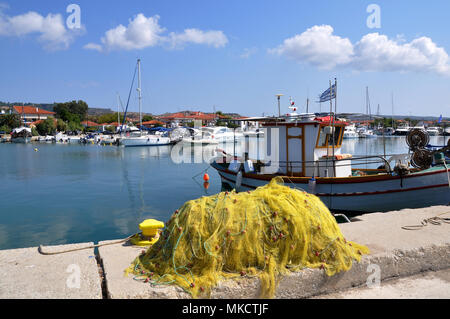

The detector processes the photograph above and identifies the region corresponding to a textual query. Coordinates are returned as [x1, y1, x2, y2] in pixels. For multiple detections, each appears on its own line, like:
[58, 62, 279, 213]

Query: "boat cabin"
[259, 114, 349, 178]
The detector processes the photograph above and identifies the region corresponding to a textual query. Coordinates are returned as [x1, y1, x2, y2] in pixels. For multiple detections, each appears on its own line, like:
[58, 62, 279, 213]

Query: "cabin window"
[328, 126, 343, 146]
[316, 125, 344, 148]
[317, 127, 328, 147]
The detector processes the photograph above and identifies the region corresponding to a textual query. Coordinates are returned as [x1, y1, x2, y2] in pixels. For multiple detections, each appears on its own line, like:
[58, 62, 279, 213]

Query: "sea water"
[0, 136, 448, 250]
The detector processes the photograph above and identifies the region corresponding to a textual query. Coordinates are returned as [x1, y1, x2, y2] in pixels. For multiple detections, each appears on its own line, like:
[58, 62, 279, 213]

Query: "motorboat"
[201, 126, 243, 144]
[426, 127, 441, 136]
[343, 124, 359, 139]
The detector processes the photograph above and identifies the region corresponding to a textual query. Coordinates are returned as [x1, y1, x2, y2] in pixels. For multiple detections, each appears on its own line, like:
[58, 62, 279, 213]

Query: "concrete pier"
[0, 243, 102, 299]
[0, 206, 449, 299]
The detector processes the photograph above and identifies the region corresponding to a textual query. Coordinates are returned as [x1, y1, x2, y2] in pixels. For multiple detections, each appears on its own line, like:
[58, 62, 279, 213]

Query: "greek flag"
[438, 114, 442, 123]
[318, 84, 336, 102]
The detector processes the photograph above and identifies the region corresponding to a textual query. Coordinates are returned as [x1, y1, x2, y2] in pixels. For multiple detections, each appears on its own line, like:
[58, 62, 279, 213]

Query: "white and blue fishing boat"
[210, 82, 450, 213]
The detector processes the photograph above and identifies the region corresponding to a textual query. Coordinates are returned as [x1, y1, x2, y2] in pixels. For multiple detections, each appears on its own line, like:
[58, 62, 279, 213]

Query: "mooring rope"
[401, 211, 450, 231]
[38, 233, 138, 255]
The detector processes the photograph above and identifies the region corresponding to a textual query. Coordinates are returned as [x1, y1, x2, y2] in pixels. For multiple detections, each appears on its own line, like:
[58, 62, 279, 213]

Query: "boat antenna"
[276, 94, 284, 117]
[121, 60, 139, 133]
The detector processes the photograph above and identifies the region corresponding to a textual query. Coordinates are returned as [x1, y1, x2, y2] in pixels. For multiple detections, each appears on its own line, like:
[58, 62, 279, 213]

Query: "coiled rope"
[401, 211, 450, 231]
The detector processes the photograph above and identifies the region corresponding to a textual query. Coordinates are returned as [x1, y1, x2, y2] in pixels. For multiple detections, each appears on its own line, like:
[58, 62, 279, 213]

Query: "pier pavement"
[0, 206, 449, 299]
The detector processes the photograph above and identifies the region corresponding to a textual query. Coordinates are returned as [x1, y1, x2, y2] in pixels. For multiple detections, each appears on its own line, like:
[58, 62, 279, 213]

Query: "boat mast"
[137, 59, 142, 135]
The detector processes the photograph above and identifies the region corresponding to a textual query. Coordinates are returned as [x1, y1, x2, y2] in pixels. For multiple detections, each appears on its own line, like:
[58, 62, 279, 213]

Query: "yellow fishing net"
[126, 177, 369, 298]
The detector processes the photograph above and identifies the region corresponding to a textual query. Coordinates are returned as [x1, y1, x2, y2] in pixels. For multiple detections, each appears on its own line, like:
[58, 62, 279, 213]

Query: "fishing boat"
[11, 127, 32, 143]
[210, 84, 450, 213]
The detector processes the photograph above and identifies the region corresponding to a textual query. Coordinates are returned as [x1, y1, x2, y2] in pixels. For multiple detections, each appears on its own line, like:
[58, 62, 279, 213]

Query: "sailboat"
[119, 59, 171, 147]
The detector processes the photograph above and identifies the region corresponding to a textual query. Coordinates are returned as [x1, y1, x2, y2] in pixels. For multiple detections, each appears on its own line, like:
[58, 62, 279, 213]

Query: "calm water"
[0, 136, 448, 250]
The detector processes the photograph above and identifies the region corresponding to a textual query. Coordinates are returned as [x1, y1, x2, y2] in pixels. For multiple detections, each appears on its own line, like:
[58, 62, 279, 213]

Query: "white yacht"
[201, 126, 243, 143]
[393, 124, 412, 136]
[181, 128, 219, 145]
[426, 127, 441, 136]
[343, 124, 359, 139]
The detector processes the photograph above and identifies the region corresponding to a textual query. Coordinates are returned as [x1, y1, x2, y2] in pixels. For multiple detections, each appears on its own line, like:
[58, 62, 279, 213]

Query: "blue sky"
[0, 0, 449, 117]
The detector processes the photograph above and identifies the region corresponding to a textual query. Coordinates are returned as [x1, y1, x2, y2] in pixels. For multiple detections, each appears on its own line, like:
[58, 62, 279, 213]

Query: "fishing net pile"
[126, 177, 369, 298]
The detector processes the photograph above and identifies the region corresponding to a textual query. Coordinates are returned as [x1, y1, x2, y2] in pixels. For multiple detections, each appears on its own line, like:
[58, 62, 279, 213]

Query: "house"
[157, 111, 229, 127]
[12, 106, 55, 126]
[81, 121, 101, 127]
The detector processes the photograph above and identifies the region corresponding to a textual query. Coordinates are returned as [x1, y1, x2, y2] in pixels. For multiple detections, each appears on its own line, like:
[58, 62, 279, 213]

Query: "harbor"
[1, 1, 450, 303]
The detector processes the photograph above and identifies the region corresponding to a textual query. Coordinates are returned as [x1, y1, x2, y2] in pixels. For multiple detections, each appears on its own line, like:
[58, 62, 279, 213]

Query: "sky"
[0, 0, 449, 117]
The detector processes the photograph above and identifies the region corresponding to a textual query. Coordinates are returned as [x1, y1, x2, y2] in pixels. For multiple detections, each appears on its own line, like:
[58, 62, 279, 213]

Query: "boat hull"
[211, 161, 450, 213]
[120, 136, 171, 147]
[11, 137, 31, 144]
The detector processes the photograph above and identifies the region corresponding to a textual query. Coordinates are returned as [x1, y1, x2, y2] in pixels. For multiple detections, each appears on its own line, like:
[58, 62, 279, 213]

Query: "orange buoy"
[203, 181, 210, 190]
[203, 173, 210, 182]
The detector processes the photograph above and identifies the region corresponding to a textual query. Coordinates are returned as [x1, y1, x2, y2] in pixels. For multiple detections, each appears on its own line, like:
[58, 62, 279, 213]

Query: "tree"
[142, 115, 154, 122]
[0, 113, 21, 129]
[36, 118, 56, 135]
[54, 100, 88, 122]
[97, 113, 124, 124]
[57, 119, 68, 132]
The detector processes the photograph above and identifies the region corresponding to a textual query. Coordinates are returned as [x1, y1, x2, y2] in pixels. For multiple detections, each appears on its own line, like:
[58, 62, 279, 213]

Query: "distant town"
[0, 101, 448, 136]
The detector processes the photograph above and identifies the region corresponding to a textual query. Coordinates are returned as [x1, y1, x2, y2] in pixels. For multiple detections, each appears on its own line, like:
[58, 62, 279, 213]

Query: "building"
[12, 106, 55, 126]
[157, 111, 230, 127]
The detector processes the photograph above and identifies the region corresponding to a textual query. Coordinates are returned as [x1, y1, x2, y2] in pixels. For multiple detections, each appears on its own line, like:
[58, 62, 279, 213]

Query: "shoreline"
[1, 205, 449, 299]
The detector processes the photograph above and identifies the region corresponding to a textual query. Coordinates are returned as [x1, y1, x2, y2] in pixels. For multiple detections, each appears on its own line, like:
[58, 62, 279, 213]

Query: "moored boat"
[210, 113, 450, 213]
[11, 127, 32, 143]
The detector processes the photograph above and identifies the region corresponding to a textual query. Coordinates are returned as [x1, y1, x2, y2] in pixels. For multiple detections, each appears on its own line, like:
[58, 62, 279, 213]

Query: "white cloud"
[270, 25, 450, 76]
[240, 47, 258, 59]
[87, 13, 228, 52]
[84, 42, 102, 51]
[100, 14, 165, 51]
[352, 33, 450, 75]
[0, 10, 80, 50]
[167, 28, 228, 49]
[269, 25, 354, 70]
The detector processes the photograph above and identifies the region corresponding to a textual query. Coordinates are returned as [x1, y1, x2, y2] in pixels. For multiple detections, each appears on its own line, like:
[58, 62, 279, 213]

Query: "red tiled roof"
[29, 118, 58, 127]
[158, 112, 227, 121]
[81, 121, 100, 126]
[13, 106, 55, 115]
[141, 120, 164, 126]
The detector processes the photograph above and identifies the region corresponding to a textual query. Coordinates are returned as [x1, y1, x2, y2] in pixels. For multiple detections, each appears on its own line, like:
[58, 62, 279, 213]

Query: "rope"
[401, 211, 450, 231]
[38, 233, 138, 255]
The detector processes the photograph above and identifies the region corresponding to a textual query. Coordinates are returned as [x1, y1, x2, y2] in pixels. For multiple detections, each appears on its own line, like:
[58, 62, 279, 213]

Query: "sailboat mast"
[137, 59, 142, 132]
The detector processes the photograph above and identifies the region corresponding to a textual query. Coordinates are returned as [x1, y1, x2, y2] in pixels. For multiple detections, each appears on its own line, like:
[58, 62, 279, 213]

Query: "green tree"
[57, 119, 68, 132]
[0, 125, 11, 133]
[54, 100, 88, 122]
[142, 115, 154, 122]
[36, 118, 56, 135]
[0, 113, 21, 129]
[97, 113, 124, 124]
